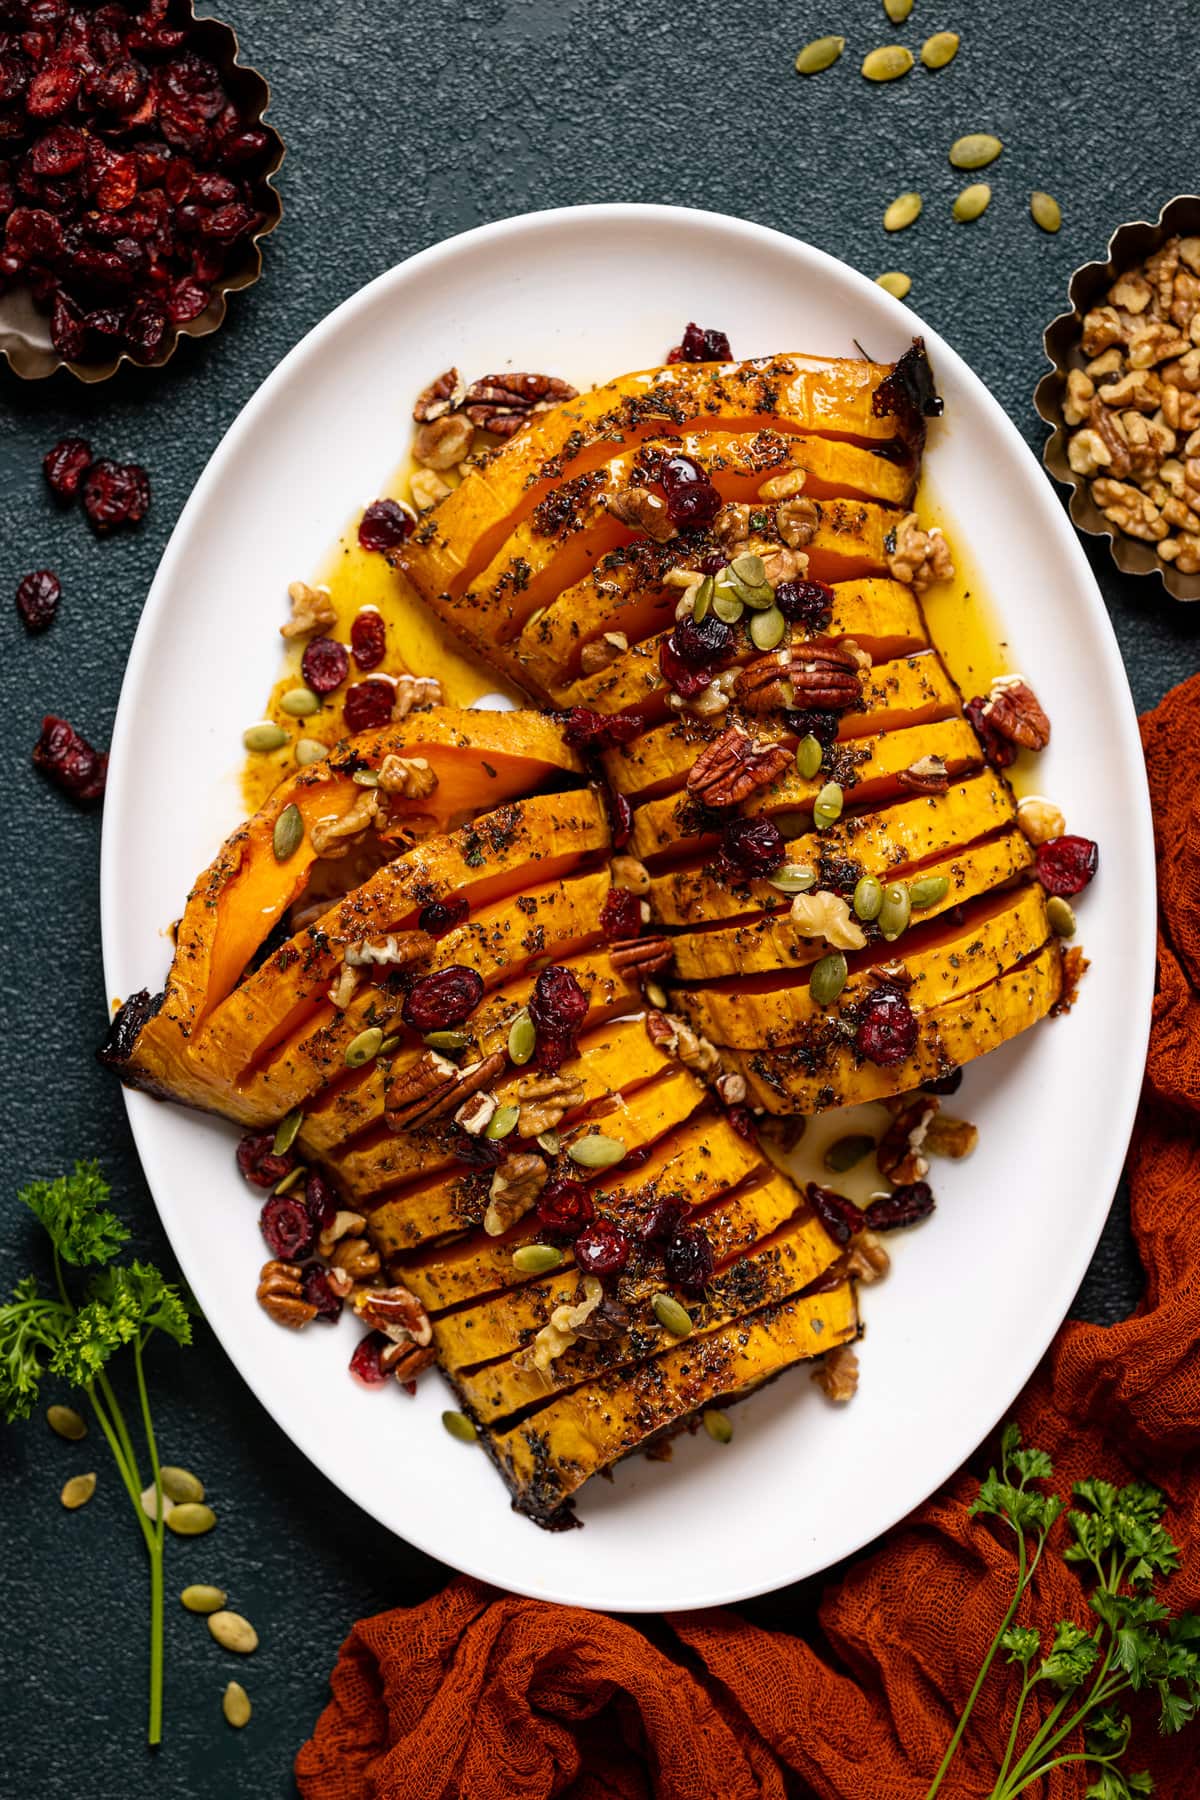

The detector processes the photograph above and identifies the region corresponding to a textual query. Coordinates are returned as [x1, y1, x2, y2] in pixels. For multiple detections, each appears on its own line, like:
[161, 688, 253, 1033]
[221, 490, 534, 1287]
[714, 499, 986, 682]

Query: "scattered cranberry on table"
[16, 569, 60, 631]
[81, 457, 150, 531]
[43, 436, 93, 500]
[31, 713, 107, 802]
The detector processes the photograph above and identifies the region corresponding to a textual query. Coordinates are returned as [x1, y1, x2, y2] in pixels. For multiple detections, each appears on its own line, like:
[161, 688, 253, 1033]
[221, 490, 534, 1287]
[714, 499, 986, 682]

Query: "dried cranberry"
[1035, 835, 1099, 898]
[97, 153, 138, 212]
[418, 894, 469, 937]
[663, 1225, 715, 1296]
[721, 815, 784, 878]
[50, 289, 88, 359]
[31, 123, 85, 176]
[574, 1219, 631, 1278]
[806, 1181, 861, 1247]
[673, 612, 735, 667]
[15, 568, 60, 631]
[448, 1125, 502, 1169]
[783, 708, 839, 748]
[359, 498, 413, 554]
[350, 608, 386, 671]
[305, 1170, 338, 1233]
[349, 1332, 390, 1385]
[660, 633, 715, 698]
[604, 783, 633, 851]
[535, 1177, 595, 1242]
[725, 1103, 757, 1142]
[529, 964, 588, 1036]
[402, 966, 485, 1032]
[599, 887, 642, 940]
[533, 1030, 574, 1073]
[235, 1129, 293, 1189]
[864, 1181, 935, 1232]
[560, 705, 643, 753]
[775, 580, 835, 629]
[201, 200, 257, 243]
[855, 986, 918, 1067]
[343, 679, 394, 733]
[641, 1197, 689, 1244]
[659, 454, 721, 529]
[32, 714, 107, 802]
[81, 459, 150, 532]
[259, 1193, 315, 1261]
[87, 58, 147, 114]
[613, 1145, 651, 1174]
[671, 322, 733, 363]
[166, 275, 209, 323]
[300, 1264, 343, 1322]
[964, 695, 1017, 770]
[300, 636, 349, 694]
[26, 61, 81, 118]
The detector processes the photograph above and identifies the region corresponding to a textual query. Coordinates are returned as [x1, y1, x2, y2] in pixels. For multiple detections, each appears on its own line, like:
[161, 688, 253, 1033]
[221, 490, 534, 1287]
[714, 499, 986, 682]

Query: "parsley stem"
[925, 1531, 1031, 1799]
[84, 1382, 155, 1555]
[991, 1669, 1037, 1795]
[132, 1337, 165, 1748]
[53, 1244, 143, 1486]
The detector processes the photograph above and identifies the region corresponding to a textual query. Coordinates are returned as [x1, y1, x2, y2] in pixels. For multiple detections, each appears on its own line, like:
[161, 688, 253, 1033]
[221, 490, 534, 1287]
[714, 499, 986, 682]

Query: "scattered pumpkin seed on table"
[1031, 190, 1062, 233]
[243, 722, 288, 754]
[181, 1585, 227, 1614]
[703, 1410, 734, 1444]
[140, 1479, 174, 1522]
[272, 803, 304, 862]
[222, 1681, 252, 1729]
[883, 0, 912, 18]
[167, 1502, 217, 1536]
[795, 34, 845, 75]
[953, 183, 992, 222]
[949, 133, 1002, 169]
[876, 272, 912, 300]
[883, 192, 922, 232]
[47, 1403, 87, 1441]
[442, 1410, 478, 1444]
[207, 1610, 258, 1654]
[921, 31, 960, 68]
[61, 1472, 96, 1510]
[862, 45, 914, 81]
[160, 1465, 205, 1505]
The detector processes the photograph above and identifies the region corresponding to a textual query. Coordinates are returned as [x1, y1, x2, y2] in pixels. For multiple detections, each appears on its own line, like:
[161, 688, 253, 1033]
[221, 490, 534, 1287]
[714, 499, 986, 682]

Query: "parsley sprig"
[0, 1163, 193, 1746]
[925, 1424, 1200, 1799]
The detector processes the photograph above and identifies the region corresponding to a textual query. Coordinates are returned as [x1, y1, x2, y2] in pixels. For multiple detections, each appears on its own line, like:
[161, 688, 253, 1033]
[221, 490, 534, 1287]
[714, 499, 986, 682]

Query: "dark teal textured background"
[2, 0, 1198, 1793]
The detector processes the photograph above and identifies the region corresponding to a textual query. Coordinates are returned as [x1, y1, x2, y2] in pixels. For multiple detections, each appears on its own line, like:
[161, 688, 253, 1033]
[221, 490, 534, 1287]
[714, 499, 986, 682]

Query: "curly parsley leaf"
[1040, 1619, 1101, 1689]
[1001, 1626, 1041, 1668]
[0, 1276, 73, 1422]
[1084, 1770, 1153, 1800]
[51, 1262, 193, 1386]
[18, 1161, 129, 1268]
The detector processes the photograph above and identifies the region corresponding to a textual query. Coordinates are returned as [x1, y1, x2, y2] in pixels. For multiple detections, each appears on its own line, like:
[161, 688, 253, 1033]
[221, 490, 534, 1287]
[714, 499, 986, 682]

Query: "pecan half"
[256, 1260, 316, 1328]
[380, 1340, 438, 1382]
[924, 1113, 979, 1160]
[355, 1282, 433, 1347]
[897, 753, 950, 794]
[788, 641, 863, 710]
[687, 726, 791, 806]
[414, 413, 475, 470]
[983, 678, 1051, 752]
[413, 367, 465, 422]
[876, 1096, 937, 1184]
[383, 1050, 460, 1132]
[345, 929, 433, 969]
[419, 1050, 508, 1124]
[462, 373, 578, 436]
[644, 1008, 722, 1079]
[610, 936, 674, 976]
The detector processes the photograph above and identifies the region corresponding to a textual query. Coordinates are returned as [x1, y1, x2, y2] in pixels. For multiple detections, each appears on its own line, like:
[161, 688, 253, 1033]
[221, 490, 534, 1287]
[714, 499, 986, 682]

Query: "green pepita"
[61, 1472, 96, 1510]
[295, 737, 329, 766]
[272, 1108, 303, 1156]
[883, 192, 922, 233]
[862, 44, 913, 81]
[813, 782, 844, 830]
[1046, 895, 1077, 938]
[280, 687, 320, 718]
[921, 30, 960, 68]
[167, 1502, 217, 1537]
[140, 1480, 174, 1522]
[567, 1133, 626, 1169]
[853, 874, 884, 921]
[712, 591, 745, 624]
[953, 183, 992, 223]
[767, 863, 816, 895]
[272, 803, 304, 862]
[750, 605, 786, 651]
[909, 874, 950, 911]
[508, 1011, 536, 1066]
[424, 1029, 469, 1051]
[47, 1404, 87, 1441]
[795, 33, 845, 75]
[161, 1465, 205, 1505]
[645, 981, 668, 1010]
[1031, 190, 1062, 233]
[512, 1244, 564, 1274]
[181, 1585, 227, 1614]
[207, 1610, 257, 1653]
[810, 952, 849, 1007]
[703, 1409, 734, 1444]
[876, 271, 912, 301]
[273, 1164, 306, 1196]
[883, 0, 912, 17]
[442, 1410, 478, 1444]
[878, 881, 912, 940]
[729, 552, 766, 587]
[949, 133, 1002, 170]
[536, 1130, 561, 1155]
[825, 1133, 877, 1173]
[486, 1103, 520, 1139]
[351, 769, 380, 787]
[243, 722, 288, 754]
[795, 734, 824, 780]
[378, 1034, 401, 1056]
[652, 1292, 693, 1337]
[222, 1681, 252, 1729]
[344, 1027, 384, 1069]
[692, 575, 714, 623]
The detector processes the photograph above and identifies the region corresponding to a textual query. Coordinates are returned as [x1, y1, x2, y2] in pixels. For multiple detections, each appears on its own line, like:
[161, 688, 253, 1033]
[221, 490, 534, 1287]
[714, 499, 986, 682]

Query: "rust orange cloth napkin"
[296, 674, 1200, 1800]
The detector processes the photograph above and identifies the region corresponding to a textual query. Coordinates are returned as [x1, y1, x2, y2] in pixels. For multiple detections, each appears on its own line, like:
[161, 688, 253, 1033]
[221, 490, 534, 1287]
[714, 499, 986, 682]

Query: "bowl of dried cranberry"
[0, 0, 283, 381]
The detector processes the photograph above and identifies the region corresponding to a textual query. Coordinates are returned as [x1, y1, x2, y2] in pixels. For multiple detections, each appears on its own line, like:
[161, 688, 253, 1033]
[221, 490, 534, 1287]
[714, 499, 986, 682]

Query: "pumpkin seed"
[295, 737, 329, 766]
[703, 1409, 734, 1444]
[1031, 190, 1062, 233]
[536, 1129, 561, 1155]
[825, 1133, 877, 1173]
[691, 575, 714, 623]
[921, 30, 959, 68]
[161, 1465, 205, 1505]
[47, 1404, 87, 1441]
[167, 1502, 217, 1537]
[729, 553, 766, 587]
[794, 735, 823, 780]
[442, 1410, 478, 1444]
[645, 981, 668, 1010]
[222, 1681, 252, 1729]
[243, 722, 288, 754]
[352, 769, 380, 787]
[953, 183, 992, 223]
[854, 874, 884, 921]
[750, 606, 786, 651]
[344, 1026, 384, 1069]
[272, 1108, 303, 1156]
[909, 874, 950, 910]
[878, 881, 912, 939]
[1047, 895, 1077, 938]
[273, 1164, 306, 1196]
[767, 863, 816, 895]
[883, 191, 922, 233]
[795, 33, 845, 75]
[813, 782, 844, 830]
[876, 271, 912, 301]
[181, 1585, 227, 1615]
[949, 133, 1001, 170]
[652, 1292, 693, 1337]
[567, 1133, 626, 1169]
[512, 1244, 564, 1274]
[207, 1610, 257, 1653]
[273, 803, 304, 862]
[424, 1029, 469, 1051]
[61, 1472, 96, 1510]
[810, 952, 849, 1007]
[485, 1103, 519, 1139]
[280, 687, 320, 718]
[508, 1011, 536, 1065]
[712, 591, 745, 624]
[862, 44, 913, 81]
[883, 0, 911, 18]
[140, 1480, 174, 1522]
[378, 1034, 401, 1056]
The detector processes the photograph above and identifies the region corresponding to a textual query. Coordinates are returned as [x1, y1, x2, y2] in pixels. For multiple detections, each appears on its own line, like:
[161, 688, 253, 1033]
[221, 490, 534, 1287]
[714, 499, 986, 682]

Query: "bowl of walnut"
[1035, 195, 1200, 601]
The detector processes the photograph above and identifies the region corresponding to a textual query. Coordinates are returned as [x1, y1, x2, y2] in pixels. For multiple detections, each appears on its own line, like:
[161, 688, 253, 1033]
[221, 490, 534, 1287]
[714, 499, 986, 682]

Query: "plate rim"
[100, 201, 1156, 1610]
